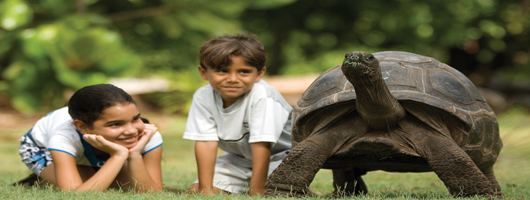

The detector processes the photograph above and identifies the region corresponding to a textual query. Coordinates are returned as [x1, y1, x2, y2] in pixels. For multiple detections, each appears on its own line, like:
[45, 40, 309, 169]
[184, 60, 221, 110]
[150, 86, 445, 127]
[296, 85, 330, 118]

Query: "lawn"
[0, 107, 529, 199]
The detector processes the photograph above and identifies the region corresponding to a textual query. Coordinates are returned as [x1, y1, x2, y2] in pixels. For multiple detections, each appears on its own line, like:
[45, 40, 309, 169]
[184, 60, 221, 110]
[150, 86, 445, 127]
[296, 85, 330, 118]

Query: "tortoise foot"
[265, 186, 309, 197]
[332, 168, 368, 197]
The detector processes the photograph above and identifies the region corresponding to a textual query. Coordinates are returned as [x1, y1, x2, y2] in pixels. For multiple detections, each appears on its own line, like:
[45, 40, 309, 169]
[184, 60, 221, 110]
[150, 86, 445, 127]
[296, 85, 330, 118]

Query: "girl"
[15, 84, 163, 192]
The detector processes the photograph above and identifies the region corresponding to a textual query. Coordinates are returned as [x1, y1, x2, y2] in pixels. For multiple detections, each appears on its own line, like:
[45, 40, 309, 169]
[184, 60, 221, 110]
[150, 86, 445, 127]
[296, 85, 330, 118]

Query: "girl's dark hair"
[199, 32, 267, 71]
[68, 84, 135, 128]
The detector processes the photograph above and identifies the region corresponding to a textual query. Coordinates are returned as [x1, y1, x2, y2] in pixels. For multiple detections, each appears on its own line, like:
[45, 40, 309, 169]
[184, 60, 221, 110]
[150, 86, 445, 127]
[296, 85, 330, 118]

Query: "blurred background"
[0, 0, 529, 116]
[2, 1, 529, 197]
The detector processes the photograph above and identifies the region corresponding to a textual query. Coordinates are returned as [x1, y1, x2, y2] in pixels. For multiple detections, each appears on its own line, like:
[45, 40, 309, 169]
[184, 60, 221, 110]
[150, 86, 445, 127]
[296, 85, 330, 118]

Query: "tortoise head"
[341, 51, 379, 78]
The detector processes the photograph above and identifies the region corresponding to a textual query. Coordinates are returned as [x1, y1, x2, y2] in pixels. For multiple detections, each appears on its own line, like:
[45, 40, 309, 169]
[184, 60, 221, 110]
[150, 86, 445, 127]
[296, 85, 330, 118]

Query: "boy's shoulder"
[248, 80, 292, 108]
[192, 84, 214, 99]
[252, 80, 284, 97]
[190, 84, 219, 108]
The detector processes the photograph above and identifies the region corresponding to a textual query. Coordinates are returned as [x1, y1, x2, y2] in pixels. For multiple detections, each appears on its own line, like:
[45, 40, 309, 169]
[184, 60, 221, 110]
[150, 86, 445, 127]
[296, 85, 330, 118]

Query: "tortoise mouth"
[343, 60, 373, 75]
[344, 60, 365, 68]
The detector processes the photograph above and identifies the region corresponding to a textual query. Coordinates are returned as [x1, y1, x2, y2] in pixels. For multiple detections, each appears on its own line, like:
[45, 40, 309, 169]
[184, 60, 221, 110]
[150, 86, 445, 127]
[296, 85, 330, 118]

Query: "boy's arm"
[249, 142, 272, 196]
[195, 140, 219, 195]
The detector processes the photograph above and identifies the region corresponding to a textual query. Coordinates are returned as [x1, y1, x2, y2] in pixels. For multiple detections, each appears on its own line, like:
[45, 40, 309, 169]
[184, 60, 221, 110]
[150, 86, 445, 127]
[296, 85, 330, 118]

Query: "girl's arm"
[123, 146, 163, 192]
[195, 140, 218, 195]
[123, 124, 163, 192]
[249, 142, 272, 196]
[51, 135, 129, 191]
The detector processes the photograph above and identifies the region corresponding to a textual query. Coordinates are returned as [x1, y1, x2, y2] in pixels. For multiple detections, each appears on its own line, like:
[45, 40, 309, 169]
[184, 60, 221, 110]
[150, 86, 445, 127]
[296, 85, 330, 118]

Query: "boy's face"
[199, 55, 265, 108]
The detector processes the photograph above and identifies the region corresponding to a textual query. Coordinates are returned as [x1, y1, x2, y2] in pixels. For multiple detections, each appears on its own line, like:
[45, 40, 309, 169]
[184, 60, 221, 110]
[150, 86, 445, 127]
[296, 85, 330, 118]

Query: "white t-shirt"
[183, 80, 292, 161]
[27, 107, 163, 167]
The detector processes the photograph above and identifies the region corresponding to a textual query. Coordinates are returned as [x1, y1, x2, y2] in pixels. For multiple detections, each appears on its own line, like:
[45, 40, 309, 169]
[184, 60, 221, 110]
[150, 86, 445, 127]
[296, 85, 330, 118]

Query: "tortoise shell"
[293, 51, 502, 167]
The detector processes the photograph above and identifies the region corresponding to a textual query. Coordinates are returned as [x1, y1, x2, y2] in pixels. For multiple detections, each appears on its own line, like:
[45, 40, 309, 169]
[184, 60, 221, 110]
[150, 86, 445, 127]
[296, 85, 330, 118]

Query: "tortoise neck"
[349, 72, 406, 130]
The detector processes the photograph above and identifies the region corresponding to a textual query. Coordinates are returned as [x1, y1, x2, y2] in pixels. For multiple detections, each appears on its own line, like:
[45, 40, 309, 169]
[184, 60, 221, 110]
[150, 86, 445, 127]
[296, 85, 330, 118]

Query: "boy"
[183, 33, 292, 196]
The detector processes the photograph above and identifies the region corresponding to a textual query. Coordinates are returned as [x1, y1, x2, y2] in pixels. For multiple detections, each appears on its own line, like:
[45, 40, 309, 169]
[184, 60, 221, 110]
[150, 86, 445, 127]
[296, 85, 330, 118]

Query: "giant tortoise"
[265, 51, 503, 198]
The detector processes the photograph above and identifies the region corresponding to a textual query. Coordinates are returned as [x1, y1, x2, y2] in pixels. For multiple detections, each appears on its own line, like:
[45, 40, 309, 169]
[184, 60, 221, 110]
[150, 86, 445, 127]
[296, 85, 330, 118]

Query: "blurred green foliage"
[0, 0, 142, 112]
[241, 0, 530, 85]
[1, 0, 529, 113]
[0, 0, 295, 113]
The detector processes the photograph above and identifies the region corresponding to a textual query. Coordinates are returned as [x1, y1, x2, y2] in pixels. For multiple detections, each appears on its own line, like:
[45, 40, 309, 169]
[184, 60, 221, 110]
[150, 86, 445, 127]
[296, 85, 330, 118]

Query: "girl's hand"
[83, 134, 128, 157]
[128, 124, 157, 156]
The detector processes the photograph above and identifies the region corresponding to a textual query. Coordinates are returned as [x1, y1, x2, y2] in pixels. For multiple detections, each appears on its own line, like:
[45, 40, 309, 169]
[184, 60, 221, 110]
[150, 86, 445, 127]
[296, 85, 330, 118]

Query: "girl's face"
[86, 103, 145, 149]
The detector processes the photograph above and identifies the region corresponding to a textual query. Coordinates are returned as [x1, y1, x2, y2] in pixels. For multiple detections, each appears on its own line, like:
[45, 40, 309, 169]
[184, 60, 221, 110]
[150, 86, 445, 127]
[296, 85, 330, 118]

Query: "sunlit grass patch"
[0, 107, 529, 199]
[498, 107, 530, 150]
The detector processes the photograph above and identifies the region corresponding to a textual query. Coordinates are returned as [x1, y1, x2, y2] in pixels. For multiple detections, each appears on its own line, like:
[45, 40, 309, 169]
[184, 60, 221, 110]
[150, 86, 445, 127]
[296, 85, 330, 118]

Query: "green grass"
[1, 108, 529, 199]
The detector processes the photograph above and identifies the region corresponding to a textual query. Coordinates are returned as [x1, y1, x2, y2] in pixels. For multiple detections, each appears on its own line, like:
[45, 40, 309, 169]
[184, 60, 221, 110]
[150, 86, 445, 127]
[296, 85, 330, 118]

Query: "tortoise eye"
[366, 54, 374, 60]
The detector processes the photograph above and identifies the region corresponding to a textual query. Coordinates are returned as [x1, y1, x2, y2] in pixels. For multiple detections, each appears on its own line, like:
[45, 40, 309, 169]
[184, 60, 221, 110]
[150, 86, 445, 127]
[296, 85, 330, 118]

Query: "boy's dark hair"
[199, 32, 267, 71]
[68, 84, 136, 128]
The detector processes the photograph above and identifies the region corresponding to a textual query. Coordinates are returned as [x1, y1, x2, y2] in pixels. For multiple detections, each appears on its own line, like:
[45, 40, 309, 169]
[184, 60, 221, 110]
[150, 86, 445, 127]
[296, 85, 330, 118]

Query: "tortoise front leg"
[265, 113, 364, 197]
[419, 136, 495, 197]
[265, 133, 335, 197]
[482, 167, 503, 199]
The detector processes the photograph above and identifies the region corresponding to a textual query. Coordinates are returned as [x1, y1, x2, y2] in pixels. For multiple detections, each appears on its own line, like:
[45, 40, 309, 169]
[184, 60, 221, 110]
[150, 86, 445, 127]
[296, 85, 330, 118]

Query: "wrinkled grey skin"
[265, 51, 503, 198]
